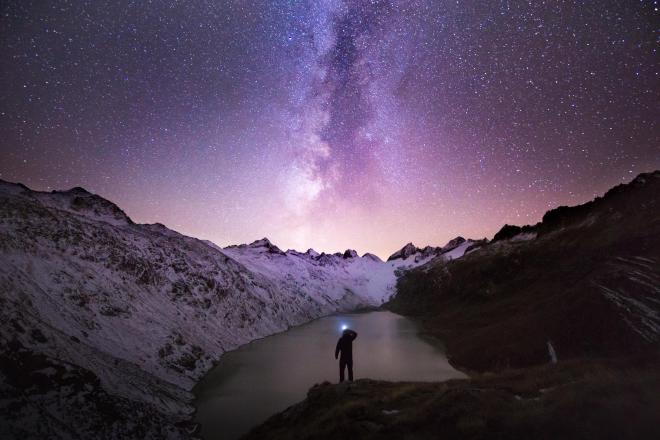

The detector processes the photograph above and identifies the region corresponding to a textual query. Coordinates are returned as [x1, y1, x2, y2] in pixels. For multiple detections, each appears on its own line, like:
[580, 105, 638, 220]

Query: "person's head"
[342, 328, 352, 336]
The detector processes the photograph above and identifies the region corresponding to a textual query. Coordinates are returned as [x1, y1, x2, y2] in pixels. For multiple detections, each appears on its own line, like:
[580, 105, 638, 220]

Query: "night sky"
[1, 1, 658, 258]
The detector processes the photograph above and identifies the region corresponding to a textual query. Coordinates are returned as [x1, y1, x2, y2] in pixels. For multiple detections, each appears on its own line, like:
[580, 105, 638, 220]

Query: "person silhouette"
[335, 328, 358, 382]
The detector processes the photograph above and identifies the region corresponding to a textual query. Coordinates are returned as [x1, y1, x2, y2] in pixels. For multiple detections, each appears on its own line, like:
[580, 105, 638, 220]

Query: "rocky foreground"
[244, 171, 660, 439]
[245, 358, 660, 440]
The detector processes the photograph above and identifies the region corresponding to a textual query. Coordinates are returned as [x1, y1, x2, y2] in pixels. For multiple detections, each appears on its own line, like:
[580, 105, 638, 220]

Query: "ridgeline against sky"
[1, 0, 658, 258]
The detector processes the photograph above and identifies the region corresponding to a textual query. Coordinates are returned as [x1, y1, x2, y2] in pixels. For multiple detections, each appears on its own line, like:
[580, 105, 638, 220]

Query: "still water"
[194, 311, 465, 440]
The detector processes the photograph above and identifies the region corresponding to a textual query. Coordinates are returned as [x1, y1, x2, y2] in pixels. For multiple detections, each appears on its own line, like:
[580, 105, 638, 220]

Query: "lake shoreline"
[193, 310, 463, 440]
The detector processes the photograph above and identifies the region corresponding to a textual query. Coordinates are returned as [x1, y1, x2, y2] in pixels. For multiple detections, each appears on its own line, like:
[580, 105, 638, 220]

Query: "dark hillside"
[387, 171, 660, 371]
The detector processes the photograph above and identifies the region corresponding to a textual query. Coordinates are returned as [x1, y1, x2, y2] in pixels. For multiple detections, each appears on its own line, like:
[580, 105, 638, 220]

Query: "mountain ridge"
[0, 177, 469, 262]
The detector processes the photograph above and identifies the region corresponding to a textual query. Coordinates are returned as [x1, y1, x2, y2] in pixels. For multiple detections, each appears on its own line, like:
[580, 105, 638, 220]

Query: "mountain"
[218, 237, 474, 308]
[0, 179, 475, 439]
[0, 181, 375, 438]
[362, 253, 382, 262]
[386, 236, 480, 266]
[387, 242, 418, 260]
[220, 240, 395, 307]
[388, 170, 660, 370]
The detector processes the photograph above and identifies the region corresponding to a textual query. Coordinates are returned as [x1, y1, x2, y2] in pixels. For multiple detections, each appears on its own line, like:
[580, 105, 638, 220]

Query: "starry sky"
[1, 1, 659, 259]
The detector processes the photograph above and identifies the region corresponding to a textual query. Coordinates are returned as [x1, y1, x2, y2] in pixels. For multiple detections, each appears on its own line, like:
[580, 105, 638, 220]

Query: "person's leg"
[347, 360, 353, 381]
[339, 359, 345, 382]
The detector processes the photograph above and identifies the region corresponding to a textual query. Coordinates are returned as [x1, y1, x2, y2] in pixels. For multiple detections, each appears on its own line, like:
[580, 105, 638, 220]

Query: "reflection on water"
[194, 311, 465, 440]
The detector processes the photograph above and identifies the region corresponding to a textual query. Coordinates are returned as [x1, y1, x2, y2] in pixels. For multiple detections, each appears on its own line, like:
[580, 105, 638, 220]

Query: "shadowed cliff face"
[387, 171, 660, 372]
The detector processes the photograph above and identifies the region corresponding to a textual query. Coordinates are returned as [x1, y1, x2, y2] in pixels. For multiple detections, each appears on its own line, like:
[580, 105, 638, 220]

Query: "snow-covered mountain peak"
[385, 237, 478, 268]
[61, 185, 93, 195]
[387, 242, 419, 261]
[1, 179, 132, 226]
[65, 192, 133, 225]
[443, 236, 466, 250]
[237, 237, 285, 254]
[249, 237, 274, 247]
[343, 249, 359, 259]
[362, 252, 382, 262]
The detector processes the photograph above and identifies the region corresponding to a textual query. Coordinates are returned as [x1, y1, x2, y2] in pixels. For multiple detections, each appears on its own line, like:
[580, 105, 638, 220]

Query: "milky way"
[1, 1, 658, 258]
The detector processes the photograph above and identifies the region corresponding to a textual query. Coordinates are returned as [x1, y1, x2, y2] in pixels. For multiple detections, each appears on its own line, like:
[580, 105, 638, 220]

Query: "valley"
[1, 171, 659, 439]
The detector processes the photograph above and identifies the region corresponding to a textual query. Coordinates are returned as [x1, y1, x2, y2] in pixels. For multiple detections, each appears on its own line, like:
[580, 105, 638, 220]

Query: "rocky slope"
[0, 179, 472, 439]
[244, 358, 660, 440]
[388, 170, 660, 371]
